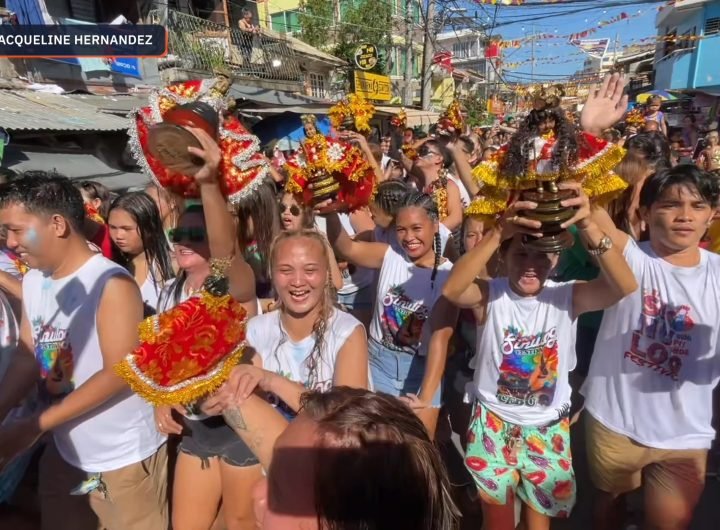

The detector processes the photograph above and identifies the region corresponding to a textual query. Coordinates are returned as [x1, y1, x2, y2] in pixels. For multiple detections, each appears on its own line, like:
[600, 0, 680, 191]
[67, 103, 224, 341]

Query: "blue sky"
[453, 1, 663, 82]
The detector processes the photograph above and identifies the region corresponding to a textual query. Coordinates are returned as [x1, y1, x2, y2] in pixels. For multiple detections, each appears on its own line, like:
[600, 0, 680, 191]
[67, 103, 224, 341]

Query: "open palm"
[580, 73, 629, 137]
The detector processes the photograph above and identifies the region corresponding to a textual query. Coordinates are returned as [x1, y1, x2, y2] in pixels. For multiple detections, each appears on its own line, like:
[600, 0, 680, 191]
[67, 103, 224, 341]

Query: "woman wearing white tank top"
[107, 191, 174, 316]
[205, 230, 369, 423]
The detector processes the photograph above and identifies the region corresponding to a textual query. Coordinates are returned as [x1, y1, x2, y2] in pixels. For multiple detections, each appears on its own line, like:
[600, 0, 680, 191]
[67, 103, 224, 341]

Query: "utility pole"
[420, 0, 437, 110]
[403, 0, 415, 106]
[530, 24, 535, 84]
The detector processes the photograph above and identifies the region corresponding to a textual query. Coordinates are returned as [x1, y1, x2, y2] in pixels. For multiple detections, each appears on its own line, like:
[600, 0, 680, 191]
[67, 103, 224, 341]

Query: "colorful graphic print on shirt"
[624, 289, 695, 381]
[380, 285, 429, 353]
[496, 326, 559, 408]
[32, 318, 74, 398]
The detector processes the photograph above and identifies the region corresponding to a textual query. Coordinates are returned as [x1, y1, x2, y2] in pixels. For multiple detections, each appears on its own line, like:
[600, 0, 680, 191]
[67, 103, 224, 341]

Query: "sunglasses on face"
[280, 203, 301, 216]
[169, 227, 206, 243]
[418, 146, 439, 158]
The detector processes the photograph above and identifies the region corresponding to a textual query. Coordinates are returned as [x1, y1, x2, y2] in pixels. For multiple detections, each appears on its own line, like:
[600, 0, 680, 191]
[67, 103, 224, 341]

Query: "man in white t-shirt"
[0, 173, 167, 530]
[583, 164, 720, 530]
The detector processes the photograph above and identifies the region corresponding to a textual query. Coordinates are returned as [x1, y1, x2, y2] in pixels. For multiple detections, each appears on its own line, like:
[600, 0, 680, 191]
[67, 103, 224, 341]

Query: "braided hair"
[396, 191, 442, 287]
[372, 180, 411, 218]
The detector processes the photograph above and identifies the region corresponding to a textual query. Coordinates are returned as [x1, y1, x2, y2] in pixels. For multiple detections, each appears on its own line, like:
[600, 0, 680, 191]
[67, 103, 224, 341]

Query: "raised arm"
[556, 182, 638, 317]
[188, 128, 257, 308]
[325, 212, 388, 270]
[447, 141, 480, 196]
[442, 199, 542, 314]
[442, 180, 464, 232]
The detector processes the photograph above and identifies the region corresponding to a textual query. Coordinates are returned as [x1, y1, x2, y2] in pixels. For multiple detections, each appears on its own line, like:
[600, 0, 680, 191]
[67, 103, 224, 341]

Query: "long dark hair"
[109, 191, 174, 285]
[502, 107, 579, 178]
[235, 178, 280, 284]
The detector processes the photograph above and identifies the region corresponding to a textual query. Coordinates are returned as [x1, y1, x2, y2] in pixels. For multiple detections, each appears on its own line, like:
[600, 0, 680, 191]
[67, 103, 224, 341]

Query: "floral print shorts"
[464, 401, 576, 518]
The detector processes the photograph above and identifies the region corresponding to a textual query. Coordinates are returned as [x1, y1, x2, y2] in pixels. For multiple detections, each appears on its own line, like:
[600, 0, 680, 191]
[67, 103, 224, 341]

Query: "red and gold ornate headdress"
[437, 99, 464, 135]
[284, 134, 376, 212]
[128, 71, 269, 205]
[115, 258, 248, 406]
[624, 108, 645, 128]
[328, 94, 375, 134]
[390, 108, 407, 129]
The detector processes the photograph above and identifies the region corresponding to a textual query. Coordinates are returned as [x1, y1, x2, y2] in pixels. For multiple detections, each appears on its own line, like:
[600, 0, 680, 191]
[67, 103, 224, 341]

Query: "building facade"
[654, 0, 720, 93]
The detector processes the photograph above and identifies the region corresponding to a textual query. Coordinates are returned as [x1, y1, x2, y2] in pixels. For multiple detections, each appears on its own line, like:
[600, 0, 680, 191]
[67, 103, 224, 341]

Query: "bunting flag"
[569, 38, 610, 57]
[432, 50, 454, 72]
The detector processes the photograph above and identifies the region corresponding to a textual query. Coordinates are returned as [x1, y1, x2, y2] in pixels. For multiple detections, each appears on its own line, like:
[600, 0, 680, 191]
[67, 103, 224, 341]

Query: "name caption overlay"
[0, 25, 167, 57]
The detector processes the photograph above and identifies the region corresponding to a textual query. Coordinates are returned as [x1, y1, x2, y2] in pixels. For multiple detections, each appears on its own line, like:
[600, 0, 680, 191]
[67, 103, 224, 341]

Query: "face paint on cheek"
[25, 226, 41, 250]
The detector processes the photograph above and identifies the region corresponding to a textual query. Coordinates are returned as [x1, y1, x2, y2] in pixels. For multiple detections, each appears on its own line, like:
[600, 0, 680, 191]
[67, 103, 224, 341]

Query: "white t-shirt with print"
[369, 245, 452, 356]
[23, 255, 165, 472]
[582, 239, 720, 450]
[469, 278, 577, 426]
[246, 308, 363, 396]
[448, 173, 471, 209]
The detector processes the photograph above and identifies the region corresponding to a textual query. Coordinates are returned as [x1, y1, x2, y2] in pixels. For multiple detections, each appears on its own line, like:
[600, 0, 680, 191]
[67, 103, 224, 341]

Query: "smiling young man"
[0, 174, 167, 530]
[583, 164, 720, 530]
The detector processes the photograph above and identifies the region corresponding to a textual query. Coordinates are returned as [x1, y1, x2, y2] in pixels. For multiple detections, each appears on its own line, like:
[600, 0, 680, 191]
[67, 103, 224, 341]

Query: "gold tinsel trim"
[471, 144, 626, 191]
[582, 170, 628, 203]
[285, 177, 303, 194]
[465, 193, 508, 217]
[113, 345, 245, 407]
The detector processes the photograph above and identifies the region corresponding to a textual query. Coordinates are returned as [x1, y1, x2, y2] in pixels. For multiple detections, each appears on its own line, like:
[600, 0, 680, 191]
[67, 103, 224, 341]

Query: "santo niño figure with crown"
[466, 80, 629, 252]
[284, 95, 377, 213]
[117, 69, 269, 410]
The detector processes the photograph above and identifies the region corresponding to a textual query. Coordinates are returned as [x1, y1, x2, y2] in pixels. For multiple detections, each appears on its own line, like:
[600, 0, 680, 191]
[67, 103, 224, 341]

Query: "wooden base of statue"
[520, 184, 575, 253]
[147, 102, 219, 176]
[310, 170, 345, 214]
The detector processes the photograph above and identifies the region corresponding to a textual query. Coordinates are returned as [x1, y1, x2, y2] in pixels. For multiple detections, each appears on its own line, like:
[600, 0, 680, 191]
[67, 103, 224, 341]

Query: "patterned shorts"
[464, 402, 576, 518]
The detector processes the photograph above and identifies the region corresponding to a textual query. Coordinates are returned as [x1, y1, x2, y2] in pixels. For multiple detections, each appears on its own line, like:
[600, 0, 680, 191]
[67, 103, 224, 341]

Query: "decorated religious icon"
[467, 85, 628, 252]
[128, 68, 269, 205]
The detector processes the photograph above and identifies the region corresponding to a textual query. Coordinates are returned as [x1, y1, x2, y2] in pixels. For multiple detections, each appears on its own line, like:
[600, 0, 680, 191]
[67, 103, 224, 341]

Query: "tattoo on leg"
[223, 406, 247, 430]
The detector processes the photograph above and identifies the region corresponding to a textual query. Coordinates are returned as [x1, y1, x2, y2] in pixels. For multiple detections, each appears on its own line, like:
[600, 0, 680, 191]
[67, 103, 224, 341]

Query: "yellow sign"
[354, 70, 392, 102]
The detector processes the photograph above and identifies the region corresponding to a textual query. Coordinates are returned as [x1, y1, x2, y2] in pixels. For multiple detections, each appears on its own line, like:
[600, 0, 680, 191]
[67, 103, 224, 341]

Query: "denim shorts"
[369, 339, 442, 408]
[179, 416, 259, 468]
[337, 285, 374, 311]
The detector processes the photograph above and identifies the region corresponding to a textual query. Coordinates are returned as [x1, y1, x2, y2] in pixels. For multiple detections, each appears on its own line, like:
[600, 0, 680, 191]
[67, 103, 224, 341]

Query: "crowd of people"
[0, 72, 718, 530]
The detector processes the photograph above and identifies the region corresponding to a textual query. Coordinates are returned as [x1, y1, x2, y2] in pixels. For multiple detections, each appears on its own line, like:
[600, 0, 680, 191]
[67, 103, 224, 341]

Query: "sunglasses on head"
[280, 203, 301, 216]
[169, 227, 206, 243]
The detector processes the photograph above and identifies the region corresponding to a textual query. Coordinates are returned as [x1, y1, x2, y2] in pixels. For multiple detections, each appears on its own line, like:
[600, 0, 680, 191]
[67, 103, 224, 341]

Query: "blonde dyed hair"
[268, 229, 335, 388]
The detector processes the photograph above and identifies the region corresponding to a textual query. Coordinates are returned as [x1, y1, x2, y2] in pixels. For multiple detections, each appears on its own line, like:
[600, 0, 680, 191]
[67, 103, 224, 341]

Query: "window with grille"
[308, 72, 326, 99]
[705, 17, 720, 36]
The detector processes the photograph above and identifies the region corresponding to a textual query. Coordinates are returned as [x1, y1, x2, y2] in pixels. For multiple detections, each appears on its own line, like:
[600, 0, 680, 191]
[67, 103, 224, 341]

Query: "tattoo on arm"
[223, 406, 247, 430]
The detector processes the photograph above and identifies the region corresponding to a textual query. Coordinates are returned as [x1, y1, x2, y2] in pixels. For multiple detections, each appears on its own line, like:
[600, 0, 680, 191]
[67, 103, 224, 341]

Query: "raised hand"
[581, 73, 629, 138]
[186, 127, 222, 186]
[558, 181, 591, 229]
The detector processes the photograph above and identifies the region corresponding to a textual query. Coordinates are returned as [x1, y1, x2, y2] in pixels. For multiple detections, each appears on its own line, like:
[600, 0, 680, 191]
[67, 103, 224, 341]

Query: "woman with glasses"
[413, 140, 465, 232]
[153, 129, 262, 530]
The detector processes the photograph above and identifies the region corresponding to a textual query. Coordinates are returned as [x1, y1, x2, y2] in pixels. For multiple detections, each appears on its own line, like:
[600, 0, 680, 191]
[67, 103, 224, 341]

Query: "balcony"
[150, 9, 303, 91]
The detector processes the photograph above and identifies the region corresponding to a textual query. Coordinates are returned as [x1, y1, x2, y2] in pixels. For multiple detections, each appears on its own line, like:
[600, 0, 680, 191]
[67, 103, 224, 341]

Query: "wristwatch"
[587, 235, 613, 256]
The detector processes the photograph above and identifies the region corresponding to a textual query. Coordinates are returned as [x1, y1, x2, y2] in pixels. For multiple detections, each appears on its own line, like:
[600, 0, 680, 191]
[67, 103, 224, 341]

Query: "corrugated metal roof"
[4, 145, 148, 190]
[64, 93, 149, 115]
[0, 90, 131, 131]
